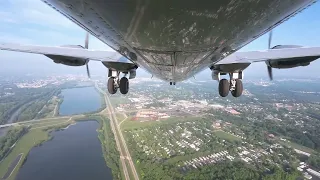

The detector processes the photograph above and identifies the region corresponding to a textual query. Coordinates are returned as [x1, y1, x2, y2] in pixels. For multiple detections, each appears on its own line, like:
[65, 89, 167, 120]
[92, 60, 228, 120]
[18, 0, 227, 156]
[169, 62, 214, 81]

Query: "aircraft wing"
[216, 47, 320, 65]
[0, 43, 122, 61]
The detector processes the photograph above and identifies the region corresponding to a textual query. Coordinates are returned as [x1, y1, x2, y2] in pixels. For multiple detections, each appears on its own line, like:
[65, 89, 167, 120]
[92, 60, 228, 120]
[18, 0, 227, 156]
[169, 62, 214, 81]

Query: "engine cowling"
[45, 45, 87, 66]
[266, 45, 319, 69]
[45, 54, 87, 66]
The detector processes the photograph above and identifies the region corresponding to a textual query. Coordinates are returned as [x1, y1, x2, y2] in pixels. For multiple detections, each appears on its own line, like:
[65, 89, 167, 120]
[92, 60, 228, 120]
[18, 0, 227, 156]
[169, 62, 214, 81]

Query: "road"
[95, 83, 130, 180]
[0, 115, 85, 128]
[105, 94, 140, 180]
[95, 83, 139, 180]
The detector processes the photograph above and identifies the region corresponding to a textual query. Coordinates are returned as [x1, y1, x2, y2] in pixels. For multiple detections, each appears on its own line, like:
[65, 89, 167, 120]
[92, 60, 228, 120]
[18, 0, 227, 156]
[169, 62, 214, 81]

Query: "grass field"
[116, 113, 127, 123]
[109, 96, 130, 107]
[22, 118, 71, 128]
[121, 116, 202, 130]
[214, 130, 241, 142]
[278, 140, 314, 154]
[0, 129, 49, 180]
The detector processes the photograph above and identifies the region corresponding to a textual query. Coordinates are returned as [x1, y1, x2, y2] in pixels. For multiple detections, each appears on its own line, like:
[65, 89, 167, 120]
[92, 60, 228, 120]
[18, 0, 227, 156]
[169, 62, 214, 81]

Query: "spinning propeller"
[84, 33, 91, 79]
[267, 31, 273, 80]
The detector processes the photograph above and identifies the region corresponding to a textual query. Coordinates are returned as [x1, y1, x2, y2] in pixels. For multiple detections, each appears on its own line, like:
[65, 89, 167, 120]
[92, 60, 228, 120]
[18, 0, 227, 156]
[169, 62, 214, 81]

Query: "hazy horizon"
[1, 1, 320, 80]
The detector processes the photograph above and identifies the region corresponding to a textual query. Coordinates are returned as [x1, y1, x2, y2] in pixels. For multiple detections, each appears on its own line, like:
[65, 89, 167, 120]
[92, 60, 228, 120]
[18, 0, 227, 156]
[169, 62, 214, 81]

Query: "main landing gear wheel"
[107, 77, 117, 94]
[219, 79, 229, 97]
[231, 79, 243, 97]
[119, 77, 129, 94]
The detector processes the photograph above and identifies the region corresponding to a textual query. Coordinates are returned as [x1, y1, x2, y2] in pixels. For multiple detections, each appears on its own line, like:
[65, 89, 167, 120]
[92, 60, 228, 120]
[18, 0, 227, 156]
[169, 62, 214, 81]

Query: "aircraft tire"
[108, 77, 117, 94]
[231, 79, 243, 97]
[219, 79, 229, 97]
[119, 77, 129, 94]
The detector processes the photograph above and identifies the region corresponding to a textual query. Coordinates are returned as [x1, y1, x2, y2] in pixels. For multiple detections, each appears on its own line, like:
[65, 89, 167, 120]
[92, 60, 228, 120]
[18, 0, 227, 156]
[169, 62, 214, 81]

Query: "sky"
[0, 0, 320, 79]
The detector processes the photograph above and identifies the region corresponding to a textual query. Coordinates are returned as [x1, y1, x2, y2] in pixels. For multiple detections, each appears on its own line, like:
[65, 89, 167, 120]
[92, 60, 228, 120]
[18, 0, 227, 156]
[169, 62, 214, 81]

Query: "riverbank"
[86, 115, 121, 180]
[0, 128, 49, 180]
[0, 115, 120, 180]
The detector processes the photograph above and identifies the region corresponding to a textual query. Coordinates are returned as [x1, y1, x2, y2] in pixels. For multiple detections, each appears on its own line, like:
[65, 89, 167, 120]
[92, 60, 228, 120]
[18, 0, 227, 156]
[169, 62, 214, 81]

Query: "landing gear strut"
[216, 72, 243, 98]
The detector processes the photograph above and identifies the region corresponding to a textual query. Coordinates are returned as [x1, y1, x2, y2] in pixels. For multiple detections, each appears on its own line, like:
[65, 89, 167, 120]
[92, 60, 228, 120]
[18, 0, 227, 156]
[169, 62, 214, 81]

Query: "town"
[0, 74, 320, 179]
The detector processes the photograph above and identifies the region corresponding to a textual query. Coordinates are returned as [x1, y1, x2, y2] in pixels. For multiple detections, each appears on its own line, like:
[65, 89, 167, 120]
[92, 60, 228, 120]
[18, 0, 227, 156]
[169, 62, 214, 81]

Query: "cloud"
[0, 0, 115, 76]
[0, 0, 78, 30]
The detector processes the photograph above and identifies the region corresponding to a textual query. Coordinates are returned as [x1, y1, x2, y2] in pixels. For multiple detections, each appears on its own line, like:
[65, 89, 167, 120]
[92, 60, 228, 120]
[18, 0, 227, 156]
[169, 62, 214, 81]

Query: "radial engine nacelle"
[46, 54, 87, 66]
[266, 45, 319, 69]
[45, 45, 88, 66]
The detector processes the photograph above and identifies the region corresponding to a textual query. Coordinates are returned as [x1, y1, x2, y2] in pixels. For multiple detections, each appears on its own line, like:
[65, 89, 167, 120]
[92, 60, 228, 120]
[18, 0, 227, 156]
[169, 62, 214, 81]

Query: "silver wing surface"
[217, 47, 320, 65]
[0, 43, 122, 61]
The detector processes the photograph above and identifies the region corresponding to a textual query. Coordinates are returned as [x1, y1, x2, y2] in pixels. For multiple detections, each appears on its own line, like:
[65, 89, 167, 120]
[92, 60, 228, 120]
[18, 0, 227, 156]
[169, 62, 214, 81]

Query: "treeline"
[308, 154, 320, 170]
[0, 87, 61, 124]
[17, 90, 61, 121]
[131, 158, 301, 180]
[92, 115, 121, 180]
[0, 127, 28, 160]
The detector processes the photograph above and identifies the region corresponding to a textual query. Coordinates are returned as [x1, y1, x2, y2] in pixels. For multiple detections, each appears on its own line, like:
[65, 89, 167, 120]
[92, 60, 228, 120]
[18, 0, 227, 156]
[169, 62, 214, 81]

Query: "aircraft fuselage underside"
[43, 0, 315, 82]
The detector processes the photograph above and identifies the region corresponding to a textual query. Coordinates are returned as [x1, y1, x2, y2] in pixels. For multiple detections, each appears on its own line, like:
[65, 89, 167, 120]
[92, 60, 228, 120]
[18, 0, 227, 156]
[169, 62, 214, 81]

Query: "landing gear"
[119, 77, 129, 94]
[169, 82, 176, 85]
[215, 72, 243, 98]
[107, 68, 134, 95]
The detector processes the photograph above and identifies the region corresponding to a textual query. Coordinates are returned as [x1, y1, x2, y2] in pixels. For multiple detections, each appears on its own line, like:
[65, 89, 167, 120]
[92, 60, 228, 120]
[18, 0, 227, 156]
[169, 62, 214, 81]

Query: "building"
[307, 168, 320, 178]
[294, 149, 311, 157]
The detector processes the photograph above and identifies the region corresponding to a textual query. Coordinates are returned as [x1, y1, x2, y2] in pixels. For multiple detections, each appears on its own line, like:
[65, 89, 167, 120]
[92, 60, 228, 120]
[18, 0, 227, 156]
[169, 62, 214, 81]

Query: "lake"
[15, 121, 113, 180]
[59, 86, 102, 115]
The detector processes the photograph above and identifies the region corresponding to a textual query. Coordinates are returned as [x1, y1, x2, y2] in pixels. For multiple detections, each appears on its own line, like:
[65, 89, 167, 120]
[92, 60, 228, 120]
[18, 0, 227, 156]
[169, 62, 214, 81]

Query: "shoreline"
[2, 153, 23, 180]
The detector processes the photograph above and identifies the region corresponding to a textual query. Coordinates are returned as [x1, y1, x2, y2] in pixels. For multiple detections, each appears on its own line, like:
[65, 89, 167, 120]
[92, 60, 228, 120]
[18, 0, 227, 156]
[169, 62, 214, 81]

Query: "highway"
[95, 83, 139, 180]
[105, 94, 140, 180]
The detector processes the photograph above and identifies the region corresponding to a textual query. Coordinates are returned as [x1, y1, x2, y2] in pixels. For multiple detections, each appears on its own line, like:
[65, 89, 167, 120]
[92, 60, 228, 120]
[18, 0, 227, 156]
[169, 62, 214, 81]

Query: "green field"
[109, 96, 130, 107]
[0, 129, 49, 180]
[20, 118, 70, 128]
[116, 113, 127, 123]
[214, 130, 241, 142]
[279, 140, 314, 154]
[121, 116, 202, 130]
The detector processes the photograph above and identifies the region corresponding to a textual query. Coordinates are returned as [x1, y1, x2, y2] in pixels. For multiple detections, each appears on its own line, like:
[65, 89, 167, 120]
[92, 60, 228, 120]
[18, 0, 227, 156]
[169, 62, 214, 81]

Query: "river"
[15, 121, 113, 180]
[15, 86, 112, 180]
[59, 86, 102, 115]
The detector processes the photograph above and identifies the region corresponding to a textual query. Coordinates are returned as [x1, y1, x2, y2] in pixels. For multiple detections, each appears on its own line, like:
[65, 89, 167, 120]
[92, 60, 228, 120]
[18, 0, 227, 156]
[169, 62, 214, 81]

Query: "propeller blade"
[84, 33, 90, 78]
[267, 66, 273, 81]
[86, 62, 91, 79]
[268, 30, 273, 49]
[85, 32, 89, 49]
